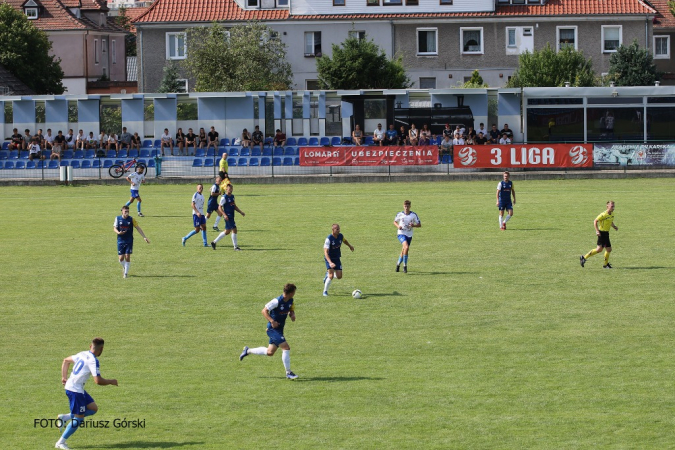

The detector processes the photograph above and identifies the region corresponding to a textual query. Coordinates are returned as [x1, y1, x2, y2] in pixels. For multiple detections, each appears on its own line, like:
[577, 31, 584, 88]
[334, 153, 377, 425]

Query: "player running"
[124, 165, 146, 217]
[322, 223, 355, 297]
[55, 338, 118, 450]
[394, 200, 421, 273]
[497, 171, 516, 230]
[239, 284, 299, 379]
[182, 184, 208, 247]
[206, 176, 223, 231]
[580, 201, 619, 269]
[211, 184, 245, 251]
[114, 205, 150, 278]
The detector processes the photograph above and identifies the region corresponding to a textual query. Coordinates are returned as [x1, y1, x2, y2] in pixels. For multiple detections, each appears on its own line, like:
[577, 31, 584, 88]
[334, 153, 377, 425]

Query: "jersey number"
[72, 360, 85, 375]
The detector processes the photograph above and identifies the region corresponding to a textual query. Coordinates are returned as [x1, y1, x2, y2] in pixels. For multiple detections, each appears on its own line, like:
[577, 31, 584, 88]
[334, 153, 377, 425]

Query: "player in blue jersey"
[496, 171, 516, 230]
[322, 223, 355, 296]
[55, 338, 118, 450]
[239, 283, 299, 379]
[182, 184, 209, 247]
[211, 183, 245, 250]
[124, 165, 146, 217]
[394, 200, 421, 273]
[114, 205, 150, 278]
[205, 175, 223, 231]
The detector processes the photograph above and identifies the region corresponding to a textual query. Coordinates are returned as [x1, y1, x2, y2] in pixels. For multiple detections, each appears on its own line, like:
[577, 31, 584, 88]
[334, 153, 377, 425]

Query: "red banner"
[453, 144, 594, 169]
[300, 146, 438, 166]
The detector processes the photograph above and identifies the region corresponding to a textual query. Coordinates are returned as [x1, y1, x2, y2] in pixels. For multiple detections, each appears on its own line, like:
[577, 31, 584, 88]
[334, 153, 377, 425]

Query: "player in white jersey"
[55, 338, 118, 450]
[394, 199, 421, 273]
[182, 184, 209, 247]
[124, 165, 146, 217]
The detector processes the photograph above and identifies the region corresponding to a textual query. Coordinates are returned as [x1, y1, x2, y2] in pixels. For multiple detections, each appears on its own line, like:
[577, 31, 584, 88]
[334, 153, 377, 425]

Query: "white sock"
[57, 438, 66, 444]
[214, 215, 221, 227]
[499, 216, 503, 226]
[282, 349, 291, 372]
[324, 277, 332, 292]
[249, 347, 268, 356]
[124, 261, 129, 274]
[213, 232, 226, 243]
[504, 215, 511, 223]
[231, 233, 238, 248]
[59, 413, 72, 422]
[119, 259, 124, 267]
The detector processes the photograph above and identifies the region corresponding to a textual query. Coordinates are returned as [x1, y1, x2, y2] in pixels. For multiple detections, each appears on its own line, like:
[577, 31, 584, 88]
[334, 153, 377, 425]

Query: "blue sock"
[403, 255, 408, 265]
[137, 202, 141, 212]
[201, 230, 207, 245]
[397, 256, 403, 265]
[84, 409, 97, 417]
[184, 230, 197, 240]
[62, 416, 83, 440]
[124, 201, 131, 207]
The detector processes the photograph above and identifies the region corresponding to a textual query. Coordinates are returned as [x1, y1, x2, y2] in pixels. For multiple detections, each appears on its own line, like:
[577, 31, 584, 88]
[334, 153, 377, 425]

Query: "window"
[349, 30, 366, 41]
[367, 0, 379, 5]
[523, 28, 532, 36]
[94, 39, 99, 64]
[439, 0, 452, 3]
[419, 77, 436, 89]
[176, 79, 188, 93]
[602, 26, 621, 53]
[461, 28, 483, 54]
[102, 39, 107, 54]
[247, 0, 259, 6]
[277, 0, 289, 5]
[25, 7, 38, 19]
[417, 28, 437, 55]
[306, 80, 320, 90]
[334, 0, 345, 4]
[406, 0, 419, 4]
[557, 26, 577, 51]
[507, 28, 516, 47]
[166, 32, 186, 60]
[304, 32, 321, 57]
[654, 36, 670, 59]
[383, 0, 402, 4]
[112, 40, 116, 64]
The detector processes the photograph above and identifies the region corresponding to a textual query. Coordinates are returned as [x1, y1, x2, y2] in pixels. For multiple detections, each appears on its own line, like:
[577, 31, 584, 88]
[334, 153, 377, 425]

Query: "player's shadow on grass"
[81, 441, 204, 449]
[144, 216, 183, 218]
[293, 376, 384, 383]
[242, 248, 286, 251]
[409, 271, 473, 276]
[129, 275, 197, 278]
[506, 228, 559, 231]
[362, 291, 404, 297]
[620, 266, 670, 270]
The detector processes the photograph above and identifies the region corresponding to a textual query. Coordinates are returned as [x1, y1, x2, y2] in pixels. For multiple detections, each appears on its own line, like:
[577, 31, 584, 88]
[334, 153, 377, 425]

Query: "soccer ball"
[352, 289, 362, 299]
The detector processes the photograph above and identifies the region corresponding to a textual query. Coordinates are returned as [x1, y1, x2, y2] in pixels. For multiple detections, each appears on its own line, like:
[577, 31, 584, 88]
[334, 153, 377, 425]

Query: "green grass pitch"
[1, 178, 674, 449]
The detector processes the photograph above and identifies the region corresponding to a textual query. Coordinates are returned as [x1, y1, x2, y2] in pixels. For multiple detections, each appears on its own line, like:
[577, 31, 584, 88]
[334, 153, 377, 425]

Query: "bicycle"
[108, 157, 148, 178]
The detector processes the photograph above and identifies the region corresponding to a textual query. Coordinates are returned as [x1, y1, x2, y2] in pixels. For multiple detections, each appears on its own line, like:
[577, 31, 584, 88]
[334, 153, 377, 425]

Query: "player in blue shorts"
[124, 165, 145, 217]
[55, 338, 118, 450]
[206, 175, 223, 231]
[394, 200, 421, 273]
[497, 171, 516, 230]
[114, 205, 150, 278]
[211, 183, 245, 251]
[322, 223, 354, 296]
[239, 284, 299, 379]
[182, 184, 208, 247]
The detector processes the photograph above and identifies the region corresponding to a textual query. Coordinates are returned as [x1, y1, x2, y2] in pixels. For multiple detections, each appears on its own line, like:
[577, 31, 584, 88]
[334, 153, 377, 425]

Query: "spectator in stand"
[251, 125, 264, 152]
[489, 124, 500, 144]
[453, 133, 465, 146]
[384, 124, 398, 146]
[28, 137, 42, 160]
[475, 132, 488, 145]
[175, 128, 186, 156]
[23, 129, 32, 150]
[352, 125, 363, 146]
[108, 132, 119, 153]
[75, 130, 86, 150]
[477, 122, 487, 137]
[160, 128, 174, 156]
[185, 128, 197, 155]
[130, 132, 141, 152]
[98, 130, 109, 154]
[397, 126, 408, 146]
[442, 123, 453, 140]
[274, 129, 286, 147]
[199, 127, 208, 149]
[454, 125, 465, 139]
[44, 129, 55, 151]
[240, 128, 252, 148]
[206, 126, 219, 152]
[465, 133, 475, 146]
[408, 124, 419, 146]
[35, 129, 45, 148]
[499, 133, 512, 145]
[419, 124, 432, 145]
[440, 134, 452, 155]
[51, 130, 66, 161]
[466, 126, 476, 140]
[119, 127, 132, 151]
[8, 128, 23, 150]
[86, 132, 98, 150]
[65, 129, 75, 149]
[501, 123, 513, 141]
[373, 123, 385, 146]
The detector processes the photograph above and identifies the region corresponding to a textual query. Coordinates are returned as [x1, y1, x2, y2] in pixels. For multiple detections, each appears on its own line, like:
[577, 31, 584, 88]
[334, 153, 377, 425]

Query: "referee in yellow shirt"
[580, 201, 619, 269]
[219, 151, 229, 179]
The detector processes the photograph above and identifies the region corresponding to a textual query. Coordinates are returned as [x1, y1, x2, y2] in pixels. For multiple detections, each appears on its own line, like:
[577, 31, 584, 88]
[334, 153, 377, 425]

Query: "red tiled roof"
[133, 0, 289, 23]
[124, 6, 148, 33]
[650, 0, 675, 29]
[6, 0, 122, 31]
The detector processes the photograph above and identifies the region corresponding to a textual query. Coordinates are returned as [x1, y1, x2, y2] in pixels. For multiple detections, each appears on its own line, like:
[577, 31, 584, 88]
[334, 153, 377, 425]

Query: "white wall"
[290, 0, 493, 15]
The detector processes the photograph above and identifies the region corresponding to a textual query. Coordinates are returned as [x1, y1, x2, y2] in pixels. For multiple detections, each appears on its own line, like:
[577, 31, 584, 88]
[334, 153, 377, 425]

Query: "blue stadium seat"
[240, 148, 250, 157]
[142, 139, 153, 148]
[70, 160, 80, 169]
[309, 137, 319, 146]
[63, 150, 74, 159]
[103, 159, 113, 168]
[331, 136, 342, 146]
[92, 160, 101, 168]
[153, 139, 161, 148]
[264, 137, 273, 147]
[251, 148, 261, 157]
[192, 158, 203, 167]
[220, 138, 230, 147]
[9, 150, 19, 159]
[283, 157, 293, 166]
[26, 161, 36, 169]
[195, 148, 205, 157]
[60, 160, 69, 167]
[137, 159, 148, 166]
[272, 157, 282, 166]
[139, 149, 150, 158]
[260, 157, 271, 166]
[128, 149, 139, 158]
[81, 160, 91, 169]
[227, 157, 236, 167]
[106, 149, 116, 158]
[249, 157, 259, 167]
[364, 136, 374, 145]
[38, 160, 48, 169]
[238, 157, 248, 167]
[0, 150, 8, 160]
[273, 148, 283, 156]
[262, 148, 272, 157]
[146, 159, 155, 168]
[441, 155, 452, 164]
[14, 161, 24, 169]
[320, 137, 330, 146]
[2, 141, 9, 150]
[204, 158, 214, 167]
[228, 147, 239, 157]
[73, 149, 84, 159]
[294, 157, 299, 166]
[4, 161, 14, 169]
[284, 147, 296, 156]
[206, 148, 216, 157]
[150, 149, 160, 157]
[297, 137, 308, 146]
[84, 149, 95, 159]
[117, 149, 128, 158]
[42, 150, 51, 159]
[48, 160, 59, 169]
[20, 151, 29, 159]
[286, 137, 297, 146]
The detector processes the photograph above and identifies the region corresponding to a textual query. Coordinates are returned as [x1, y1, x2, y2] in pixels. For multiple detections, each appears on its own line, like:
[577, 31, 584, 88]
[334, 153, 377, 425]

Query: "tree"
[158, 61, 185, 93]
[606, 40, 660, 86]
[506, 44, 596, 88]
[0, 3, 64, 94]
[460, 70, 487, 88]
[316, 35, 412, 89]
[115, 6, 136, 57]
[183, 21, 293, 92]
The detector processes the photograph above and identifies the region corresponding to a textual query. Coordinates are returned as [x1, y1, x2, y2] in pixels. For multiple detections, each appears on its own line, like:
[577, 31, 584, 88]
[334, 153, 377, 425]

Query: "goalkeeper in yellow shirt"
[580, 201, 618, 269]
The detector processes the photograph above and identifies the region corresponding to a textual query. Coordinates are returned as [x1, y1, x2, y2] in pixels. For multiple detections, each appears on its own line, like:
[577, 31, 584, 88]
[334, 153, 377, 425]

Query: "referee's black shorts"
[596, 231, 611, 247]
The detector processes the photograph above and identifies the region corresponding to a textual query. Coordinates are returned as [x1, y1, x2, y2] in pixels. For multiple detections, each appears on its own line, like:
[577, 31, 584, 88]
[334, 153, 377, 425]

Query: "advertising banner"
[299, 146, 438, 166]
[594, 143, 675, 167]
[453, 144, 593, 169]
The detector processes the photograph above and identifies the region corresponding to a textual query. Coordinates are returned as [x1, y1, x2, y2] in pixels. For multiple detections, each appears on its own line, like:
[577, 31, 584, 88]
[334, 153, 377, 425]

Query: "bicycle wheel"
[134, 163, 147, 176]
[109, 164, 125, 178]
